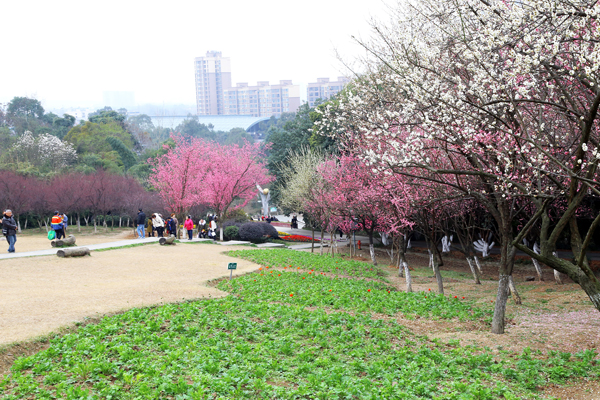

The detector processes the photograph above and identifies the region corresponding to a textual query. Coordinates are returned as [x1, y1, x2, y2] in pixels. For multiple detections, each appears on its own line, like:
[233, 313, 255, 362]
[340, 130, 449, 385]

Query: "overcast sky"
[0, 0, 390, 110]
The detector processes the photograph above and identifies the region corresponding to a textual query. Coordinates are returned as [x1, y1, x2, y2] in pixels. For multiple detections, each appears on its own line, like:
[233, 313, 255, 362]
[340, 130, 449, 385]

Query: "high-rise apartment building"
[194, 51, 232, 115]
[306, 77, 350, 107]
[223, 80, 300, 117]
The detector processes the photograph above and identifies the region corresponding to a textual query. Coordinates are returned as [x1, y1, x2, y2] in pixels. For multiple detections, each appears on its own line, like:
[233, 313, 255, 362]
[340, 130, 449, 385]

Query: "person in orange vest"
[51, 211, 64, 240]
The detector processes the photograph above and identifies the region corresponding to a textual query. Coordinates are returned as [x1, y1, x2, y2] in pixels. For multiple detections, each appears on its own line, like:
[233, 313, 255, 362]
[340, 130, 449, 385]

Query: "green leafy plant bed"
[229, 248, 383, 279]
[2, 249, 599, 399]
[1, 297, 598, 399]
[219, 270, 490, 321]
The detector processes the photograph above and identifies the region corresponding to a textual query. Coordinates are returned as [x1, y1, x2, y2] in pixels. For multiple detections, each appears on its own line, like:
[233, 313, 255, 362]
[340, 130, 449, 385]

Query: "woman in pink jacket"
[184, 215, 194, 240]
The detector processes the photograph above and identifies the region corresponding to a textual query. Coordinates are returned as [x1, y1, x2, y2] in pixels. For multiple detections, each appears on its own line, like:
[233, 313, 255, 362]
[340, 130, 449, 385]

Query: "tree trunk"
[398, 235, 406, 277]
[94, 218, 97, 233]
[220, 226, 223, 242]
[320, 228, 324, 255]
[429, 242, 443, 293]
[119, 217, 122, 228]
[554, 269, 564, 285]
[508, 275, 522, 305]
[84, 216, 89, 227]
[491, 217, 516, 334]
[311, 227, 315, 253]
[492, 274, 510, 334]
[24, 218, 27, 230]
[127, 217, 130, 228]
[77, 214, 81, 233]
[57, 247, 90, 257]
[474, 256, 483, 274]
[532, 259, 544, 281]
[368, 231, 377, 265]
[403, 261, 412, 293]
[159, 236, 176, 245]
[51, 235, 76, 247]
[466, 257, 481, 285]
[552, 252, 564, 284]
[580, 276, 600, 311]
[433, 256, 444, 294]
[17, 215, 21, 233]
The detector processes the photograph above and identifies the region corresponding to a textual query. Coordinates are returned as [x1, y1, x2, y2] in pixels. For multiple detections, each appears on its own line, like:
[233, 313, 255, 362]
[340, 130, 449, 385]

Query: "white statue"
[256, 184, 270, 217]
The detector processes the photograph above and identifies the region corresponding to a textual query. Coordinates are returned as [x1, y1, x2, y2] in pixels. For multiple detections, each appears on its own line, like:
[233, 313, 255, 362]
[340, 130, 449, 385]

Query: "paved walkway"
[0, 238, 160, 260]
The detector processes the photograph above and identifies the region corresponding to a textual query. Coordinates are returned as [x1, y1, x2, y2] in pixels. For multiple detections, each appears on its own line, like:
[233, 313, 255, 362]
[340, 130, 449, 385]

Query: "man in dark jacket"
[136, 209, 146, 239]
[2, 209, 17, 253]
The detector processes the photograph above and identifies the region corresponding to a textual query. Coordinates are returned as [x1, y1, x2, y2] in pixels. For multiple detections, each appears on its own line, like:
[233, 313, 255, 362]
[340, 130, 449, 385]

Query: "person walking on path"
[136, 209, 146, 239]
[152, 214, 165, 237]
[171, 214, 179, 238]
[184, 215, 194, 240]
[2, 209, 17, 253]
[51, 211, 65, 240]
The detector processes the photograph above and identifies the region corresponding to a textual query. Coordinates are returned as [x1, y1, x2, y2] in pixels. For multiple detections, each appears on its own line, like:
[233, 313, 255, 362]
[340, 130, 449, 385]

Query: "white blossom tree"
[316, 0, 600, 333]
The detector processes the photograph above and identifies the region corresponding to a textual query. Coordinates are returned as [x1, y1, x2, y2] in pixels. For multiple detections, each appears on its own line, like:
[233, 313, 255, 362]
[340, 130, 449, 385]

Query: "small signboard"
[227, 262, 237, 280]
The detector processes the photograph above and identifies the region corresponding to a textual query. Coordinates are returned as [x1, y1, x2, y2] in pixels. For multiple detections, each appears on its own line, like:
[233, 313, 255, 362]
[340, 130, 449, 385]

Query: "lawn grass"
[1, 249, 599, 399]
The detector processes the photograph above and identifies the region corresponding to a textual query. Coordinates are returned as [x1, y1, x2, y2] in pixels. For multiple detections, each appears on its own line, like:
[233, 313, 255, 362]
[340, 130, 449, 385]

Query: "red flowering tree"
[203, 141, 273, 240]
[314, 156, 412, 265]
[149, 135, 211, 220]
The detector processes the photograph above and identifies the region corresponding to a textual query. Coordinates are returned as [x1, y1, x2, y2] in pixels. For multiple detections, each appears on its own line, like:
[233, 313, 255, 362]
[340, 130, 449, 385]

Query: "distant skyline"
[0, 0, 391, 111]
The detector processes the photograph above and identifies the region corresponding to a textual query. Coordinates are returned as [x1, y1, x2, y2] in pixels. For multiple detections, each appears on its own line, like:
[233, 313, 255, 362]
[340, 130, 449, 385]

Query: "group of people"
[135, 209, 218, 240]
[50, 211, 69, 239]
[2, 210, 69, 253]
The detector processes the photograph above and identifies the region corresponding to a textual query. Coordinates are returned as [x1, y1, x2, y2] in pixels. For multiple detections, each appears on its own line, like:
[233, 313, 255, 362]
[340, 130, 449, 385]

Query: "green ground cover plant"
[220, 270, 489, 321]
[229, 248, 383, 279]
[1, 249, 599, 399]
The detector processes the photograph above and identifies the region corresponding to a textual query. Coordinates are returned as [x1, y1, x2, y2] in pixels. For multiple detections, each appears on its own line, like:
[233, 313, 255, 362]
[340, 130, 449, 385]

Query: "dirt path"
[0, 241, 258, 347]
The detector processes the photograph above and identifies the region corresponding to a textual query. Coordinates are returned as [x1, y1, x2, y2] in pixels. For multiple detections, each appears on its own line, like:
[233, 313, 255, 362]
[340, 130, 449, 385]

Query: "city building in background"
[194, 51, 232, 115]
[306, 77, 350, 107]
[223, 80, 300, 117]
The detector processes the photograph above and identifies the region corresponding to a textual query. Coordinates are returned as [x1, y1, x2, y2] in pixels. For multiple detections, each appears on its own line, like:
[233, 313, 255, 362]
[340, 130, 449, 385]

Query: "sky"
[0, 0, 391, 111]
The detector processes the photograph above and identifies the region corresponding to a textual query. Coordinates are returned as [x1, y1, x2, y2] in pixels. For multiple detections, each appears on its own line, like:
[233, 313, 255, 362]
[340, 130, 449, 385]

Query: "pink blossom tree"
[149, 134, 211, 224]
[202, 141, 273, 240]
[317, 156, 411, 265]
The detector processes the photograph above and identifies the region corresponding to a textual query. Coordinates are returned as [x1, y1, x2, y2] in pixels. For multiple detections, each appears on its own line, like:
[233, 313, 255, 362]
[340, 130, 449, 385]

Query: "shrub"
[222, 219, 243, 229]
[224, 226, 240, 241]
[261, 223, 279, 239]
[223, 209, 250, 223]
[238, 222, 280, 243]
[239, 222, 267, 243]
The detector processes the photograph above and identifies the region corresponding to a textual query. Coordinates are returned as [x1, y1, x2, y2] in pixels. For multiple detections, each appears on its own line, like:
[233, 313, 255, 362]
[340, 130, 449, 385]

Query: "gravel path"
[0, 239, 257, 346]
